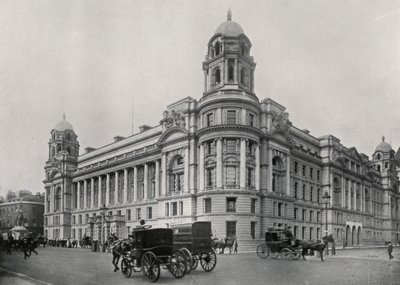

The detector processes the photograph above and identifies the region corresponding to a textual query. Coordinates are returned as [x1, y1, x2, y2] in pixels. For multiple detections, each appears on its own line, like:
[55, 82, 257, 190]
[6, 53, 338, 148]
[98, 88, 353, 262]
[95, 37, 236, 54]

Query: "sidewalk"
[0, 267, 51, 285]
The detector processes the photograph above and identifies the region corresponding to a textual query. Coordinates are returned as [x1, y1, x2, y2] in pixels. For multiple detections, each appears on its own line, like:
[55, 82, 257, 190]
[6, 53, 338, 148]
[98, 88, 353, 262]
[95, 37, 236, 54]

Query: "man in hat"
[388, 242, 394, 259]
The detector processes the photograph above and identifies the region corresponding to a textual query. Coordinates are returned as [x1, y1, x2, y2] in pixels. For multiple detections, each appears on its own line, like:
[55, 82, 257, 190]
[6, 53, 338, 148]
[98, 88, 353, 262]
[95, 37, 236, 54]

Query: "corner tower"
[203, 10, 256, 95]
[43, 115, 79, 239]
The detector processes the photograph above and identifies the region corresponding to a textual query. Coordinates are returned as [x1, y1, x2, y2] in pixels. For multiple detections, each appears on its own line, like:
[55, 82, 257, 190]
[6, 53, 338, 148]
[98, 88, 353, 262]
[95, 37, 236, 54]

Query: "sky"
[1, 0, 400, 197]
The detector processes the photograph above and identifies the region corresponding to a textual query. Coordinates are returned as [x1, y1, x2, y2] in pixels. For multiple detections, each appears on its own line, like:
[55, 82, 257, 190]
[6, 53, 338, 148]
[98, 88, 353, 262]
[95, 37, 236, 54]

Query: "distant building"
[0, 191, 45, 237]
[43, 12, 400, 248]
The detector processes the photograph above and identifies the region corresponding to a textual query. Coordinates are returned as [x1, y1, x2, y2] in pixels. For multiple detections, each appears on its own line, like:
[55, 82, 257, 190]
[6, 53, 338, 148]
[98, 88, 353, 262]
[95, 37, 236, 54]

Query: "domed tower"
[203, 9, 256, 95]
[372, 136, 395, 177]
[43, 114, 79, 239]
[196, 11, 261, 241]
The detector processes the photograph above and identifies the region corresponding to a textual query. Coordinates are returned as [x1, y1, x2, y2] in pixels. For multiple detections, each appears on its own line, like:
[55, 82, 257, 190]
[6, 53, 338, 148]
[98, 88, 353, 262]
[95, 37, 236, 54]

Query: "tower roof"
[375, 136, 392, 153]
[215, 9, 245, 37]
[53, 114, 74, 133]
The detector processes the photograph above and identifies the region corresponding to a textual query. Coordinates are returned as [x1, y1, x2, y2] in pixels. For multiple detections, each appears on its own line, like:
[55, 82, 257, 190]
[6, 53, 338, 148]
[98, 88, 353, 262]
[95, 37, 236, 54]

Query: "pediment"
[158, 127, 189, 146]
[346, 147, 362, 161]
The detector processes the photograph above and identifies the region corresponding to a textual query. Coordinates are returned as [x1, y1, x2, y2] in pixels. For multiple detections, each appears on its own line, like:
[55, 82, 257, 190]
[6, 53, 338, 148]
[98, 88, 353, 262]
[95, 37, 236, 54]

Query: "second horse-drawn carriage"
[171, 221, 217, 273]
[256, 227, 301, 260]
[119, 227, 187, 282]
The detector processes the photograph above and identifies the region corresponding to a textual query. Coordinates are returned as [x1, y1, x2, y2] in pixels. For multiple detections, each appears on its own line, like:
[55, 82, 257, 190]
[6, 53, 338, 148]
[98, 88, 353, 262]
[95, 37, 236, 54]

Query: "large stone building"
[0, 190, 45, 237]
[43, 13, 400, 248]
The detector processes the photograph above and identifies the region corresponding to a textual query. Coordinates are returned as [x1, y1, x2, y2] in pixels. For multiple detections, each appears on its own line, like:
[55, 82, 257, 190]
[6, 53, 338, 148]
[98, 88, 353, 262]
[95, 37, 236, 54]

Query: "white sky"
[1, 0, 400, 197]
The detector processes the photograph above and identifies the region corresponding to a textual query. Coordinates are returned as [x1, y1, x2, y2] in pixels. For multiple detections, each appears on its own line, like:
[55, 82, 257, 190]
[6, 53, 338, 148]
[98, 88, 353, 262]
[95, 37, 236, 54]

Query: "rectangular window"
[204, 198, 212, 213]
[117, 210, 121, 216]
[226, 221, 237, 237]
[226, 197, 237, 212]
[317, 228, 320, 239]
[179, 201, 183, 215]
[206, 168, 215, 187]
[294, 226, 298, 238]
[302, 227, 306, 240]
[78, 215, 82, 225]
[294, 182, 298, 198]
[207, 141, 215, 155]
[72, 215, 76, 225]
[278, 203, 282, 217]
[310, 210, 313, 222]
[317, 211, 320, 222]
[207, 113, 214, 126]
[165, 203, 169, 216]
[302, 165, 306, 176]
[302, 209, 306, 221]
[247, 168, 254, 187]
[127, 209, 131, 220]
[294, 208, 298, 220]
[310, 168, 313, 179]
[137, 208, 141, 220]
[294, 162, 298, 174]
[172, 202, 178, 216]
[317, 170, 320, 181]
[251, 221, 256, 239]
[251, 198, 256, 214]
[310, 187, 314, 202]
[147, 207, 152, 220]
[302, 184, 306, 200]
[226, 166, 237, 186]
[310, 227, 313, 240]
[248, 114, 254, 127]
[227, 110, 236, 124]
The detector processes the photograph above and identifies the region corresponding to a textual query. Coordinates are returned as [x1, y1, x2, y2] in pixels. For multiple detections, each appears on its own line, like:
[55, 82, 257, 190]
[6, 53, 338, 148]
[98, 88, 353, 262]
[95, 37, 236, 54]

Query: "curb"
[0, 266, 51, 285]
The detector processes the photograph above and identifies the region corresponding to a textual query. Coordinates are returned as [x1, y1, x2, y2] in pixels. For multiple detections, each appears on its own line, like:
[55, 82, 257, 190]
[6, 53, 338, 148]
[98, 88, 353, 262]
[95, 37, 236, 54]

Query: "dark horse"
[211, 237, 235, 254]
[111, 239, 132, 272]
[295, 235, 335, 262]
[79, 236, 92, 248]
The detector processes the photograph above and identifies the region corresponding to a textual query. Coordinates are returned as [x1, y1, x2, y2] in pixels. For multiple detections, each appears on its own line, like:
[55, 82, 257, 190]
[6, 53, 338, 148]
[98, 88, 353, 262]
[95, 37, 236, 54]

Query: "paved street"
[0, 246, 399, 285]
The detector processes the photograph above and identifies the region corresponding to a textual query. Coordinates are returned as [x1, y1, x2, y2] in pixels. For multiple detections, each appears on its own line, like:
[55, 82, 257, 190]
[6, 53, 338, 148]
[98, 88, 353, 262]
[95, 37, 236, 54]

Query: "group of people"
[2, 234, 38, 259]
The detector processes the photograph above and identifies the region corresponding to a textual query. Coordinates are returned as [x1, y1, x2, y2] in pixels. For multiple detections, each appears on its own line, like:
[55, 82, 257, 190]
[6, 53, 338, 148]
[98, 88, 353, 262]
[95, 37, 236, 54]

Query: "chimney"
[113, 136, 125, 142]
[85, 147, 96, 153]
[139, 125, 152, 132]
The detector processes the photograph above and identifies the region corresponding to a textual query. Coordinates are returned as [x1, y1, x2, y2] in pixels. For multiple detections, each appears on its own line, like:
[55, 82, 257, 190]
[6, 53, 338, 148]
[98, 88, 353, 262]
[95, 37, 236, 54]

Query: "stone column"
[106, 174, 110, 207]
[240, 139, 246, 189]
[255, 144, 260, 191]
[83, 180, 87, 209]
[216, 138, 223, 189]
[44, 188, 48, 213]
[234, 59, 238, 84]
[268, 148, 273, 192]
[144, 163, 148, 201]
[286, 156, 291, 196]
[184, 147, 189, 193]
[60, 183, 64, 212]
[342, 177, 346, 208]
[91, 178, 94, 209]
[199, 143, 205, 191]
[123, 169, 128, 204]
[161, 153, 167, 196]
[77, 182, 81, 210]
[347, 180, 351, 209]
[115, 171, 119, 204]
[155, 160, 160, 198]
[98, 176, 102, 208]
[133, 166, 138, 201]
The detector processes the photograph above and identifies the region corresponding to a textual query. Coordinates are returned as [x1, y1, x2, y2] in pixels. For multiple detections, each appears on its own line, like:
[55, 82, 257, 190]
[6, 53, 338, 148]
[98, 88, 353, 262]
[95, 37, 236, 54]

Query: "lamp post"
[322, 191, 331, 255]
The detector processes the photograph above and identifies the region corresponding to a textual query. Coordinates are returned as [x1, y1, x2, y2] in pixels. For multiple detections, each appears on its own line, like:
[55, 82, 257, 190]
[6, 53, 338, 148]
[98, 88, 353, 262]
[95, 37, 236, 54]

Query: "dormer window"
[376, 153, 381, 160]
[241, 42, 246, 56]
[228, 59, 235, 82]
[215, 42, 221, 56]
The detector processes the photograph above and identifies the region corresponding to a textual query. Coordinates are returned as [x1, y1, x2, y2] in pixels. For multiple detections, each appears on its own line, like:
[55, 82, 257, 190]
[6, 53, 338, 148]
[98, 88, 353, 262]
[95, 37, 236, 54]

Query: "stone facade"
[43, 14, 400, 248]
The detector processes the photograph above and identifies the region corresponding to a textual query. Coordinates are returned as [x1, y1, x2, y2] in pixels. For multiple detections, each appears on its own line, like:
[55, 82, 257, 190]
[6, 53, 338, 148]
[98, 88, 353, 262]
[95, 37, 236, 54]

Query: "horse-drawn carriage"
[256, 228, 301, 260]
[119, 227, 187, 282]
[171, 221, 217, 273]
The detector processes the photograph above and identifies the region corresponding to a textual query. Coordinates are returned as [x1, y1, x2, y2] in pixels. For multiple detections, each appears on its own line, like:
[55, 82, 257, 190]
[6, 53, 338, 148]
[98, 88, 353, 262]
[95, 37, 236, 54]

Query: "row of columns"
[74, 160, 161, 210]
[198, 139, 260, 191]
[340, 178, 372, 213]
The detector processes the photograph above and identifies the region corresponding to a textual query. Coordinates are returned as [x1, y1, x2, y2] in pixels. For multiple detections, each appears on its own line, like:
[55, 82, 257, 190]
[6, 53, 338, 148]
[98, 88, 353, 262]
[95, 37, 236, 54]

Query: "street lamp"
[322, 191, 331, 255]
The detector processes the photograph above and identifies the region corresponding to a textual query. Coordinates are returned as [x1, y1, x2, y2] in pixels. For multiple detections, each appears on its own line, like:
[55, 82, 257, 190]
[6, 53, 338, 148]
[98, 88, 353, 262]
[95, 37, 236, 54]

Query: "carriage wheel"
[121, 258, 132, 278]
[291, 250, 301, 260]
[200, 249, 217, 272]
[191, 254, 199, 270]
[280, 248, 291, 259]
[141, 252, 160, 282]
[256, 244, 269, 259]
[169, 250, 186, 279]
[180, 248, 193, 274]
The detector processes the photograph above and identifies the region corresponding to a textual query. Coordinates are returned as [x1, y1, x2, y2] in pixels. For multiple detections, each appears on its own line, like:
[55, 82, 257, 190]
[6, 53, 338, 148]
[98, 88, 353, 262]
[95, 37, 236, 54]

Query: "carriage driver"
[283, 226, 294, 246]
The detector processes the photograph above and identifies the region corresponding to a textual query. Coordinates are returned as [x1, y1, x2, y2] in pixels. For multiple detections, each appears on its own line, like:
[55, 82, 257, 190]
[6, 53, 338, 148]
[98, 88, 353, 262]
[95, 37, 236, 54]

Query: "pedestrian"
[6, 235, 14, 255]
[22, 237, 31, 259]
[29, 239, 39, 255]
[234, 238, 238, 253]
[388, 242, 394, 259]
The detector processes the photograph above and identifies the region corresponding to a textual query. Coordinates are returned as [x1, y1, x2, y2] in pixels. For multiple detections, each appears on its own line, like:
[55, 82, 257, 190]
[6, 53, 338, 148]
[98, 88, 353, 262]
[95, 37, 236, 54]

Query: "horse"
[296, 234, 335, 262]
[111, 239, 132, 272]
[211, 237, 235, 254]
[79, 236, 92, 248]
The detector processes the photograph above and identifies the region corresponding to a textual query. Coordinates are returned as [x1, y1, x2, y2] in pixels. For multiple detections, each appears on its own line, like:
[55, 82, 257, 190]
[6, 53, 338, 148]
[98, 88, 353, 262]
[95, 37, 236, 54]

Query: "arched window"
[272, 156, 285, 193]
[214, 68, 221, 85]
[55, 187, 61, 211]
[215, 42, 221, 56]
[67, 147, 71, 155]
[333, 177, 342, 207]
[51, 146, 56, 158]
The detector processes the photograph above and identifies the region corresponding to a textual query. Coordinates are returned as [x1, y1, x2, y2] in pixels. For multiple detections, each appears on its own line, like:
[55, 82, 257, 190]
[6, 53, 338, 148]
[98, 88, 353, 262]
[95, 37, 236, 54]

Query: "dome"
[53, 114, 74, 133]
[214, 10, 245, 37]
[375, 136, 392, 153]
